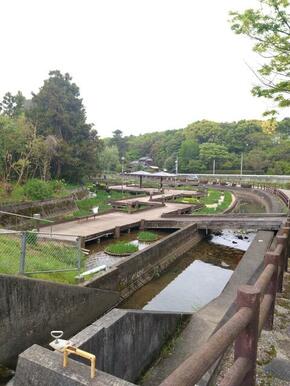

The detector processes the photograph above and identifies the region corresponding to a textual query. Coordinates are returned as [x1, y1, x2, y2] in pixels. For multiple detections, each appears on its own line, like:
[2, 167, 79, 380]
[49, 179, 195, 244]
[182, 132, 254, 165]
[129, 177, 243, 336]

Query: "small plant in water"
[105, 242, 138, 255]
[137, 231, 158, 242]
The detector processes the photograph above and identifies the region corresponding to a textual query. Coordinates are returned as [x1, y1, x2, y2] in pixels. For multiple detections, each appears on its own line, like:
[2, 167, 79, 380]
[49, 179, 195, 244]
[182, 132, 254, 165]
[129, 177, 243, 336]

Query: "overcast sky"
[0, 0, 283, 137]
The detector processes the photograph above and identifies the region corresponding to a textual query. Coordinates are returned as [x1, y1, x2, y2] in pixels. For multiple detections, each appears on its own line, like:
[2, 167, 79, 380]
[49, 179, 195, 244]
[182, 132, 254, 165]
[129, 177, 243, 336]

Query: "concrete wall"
[0, 189, 87, 229]
[70, 309, 188, 382]
[0, 274, 119, 367]
[85, 223, 203, 298]
[13, 345, 135, 386]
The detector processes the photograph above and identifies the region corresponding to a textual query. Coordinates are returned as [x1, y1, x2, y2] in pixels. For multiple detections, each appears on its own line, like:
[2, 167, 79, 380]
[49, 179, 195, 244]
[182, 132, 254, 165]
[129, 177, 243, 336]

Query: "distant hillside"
[102, 119, 290, 175]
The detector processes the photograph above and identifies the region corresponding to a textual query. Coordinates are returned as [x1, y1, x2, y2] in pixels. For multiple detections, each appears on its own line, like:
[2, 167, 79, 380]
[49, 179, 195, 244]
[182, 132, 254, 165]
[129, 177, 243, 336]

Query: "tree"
[111, 130, 127, 158]
[0, 115, 35, 183]
[230, 0, 290, 115]
[0, 91, 26, 117]
[199, 143, 230, 169]
[185, 120, 222, 144]
[28, 70, 101, 181]
[245, 149, 270, 172]
[178, 140, 200, 172]
[99, 146, 121, 172]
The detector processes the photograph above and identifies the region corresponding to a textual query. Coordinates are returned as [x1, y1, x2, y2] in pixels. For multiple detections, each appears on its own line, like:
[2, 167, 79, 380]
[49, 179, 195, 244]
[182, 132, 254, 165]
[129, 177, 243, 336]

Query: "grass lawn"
[0, 233, 84, 284]
[192, 189, 233, 215]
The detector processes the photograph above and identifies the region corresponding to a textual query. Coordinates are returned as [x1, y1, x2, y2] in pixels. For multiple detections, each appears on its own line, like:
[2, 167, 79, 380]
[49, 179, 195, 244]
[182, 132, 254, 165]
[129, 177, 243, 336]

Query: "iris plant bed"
[105, 242, 139, 256]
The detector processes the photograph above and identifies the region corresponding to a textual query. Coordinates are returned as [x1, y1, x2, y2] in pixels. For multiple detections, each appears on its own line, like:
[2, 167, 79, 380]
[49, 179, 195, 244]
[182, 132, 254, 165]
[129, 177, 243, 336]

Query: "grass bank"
[193, 189, 233, 215]
[0, 233, 84, 284]
[67, 190, 141, 219]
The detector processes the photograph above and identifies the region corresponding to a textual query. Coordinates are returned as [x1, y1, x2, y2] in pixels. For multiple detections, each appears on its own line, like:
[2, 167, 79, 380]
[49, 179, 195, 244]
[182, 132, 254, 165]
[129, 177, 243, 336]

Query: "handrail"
[0, 210, 53, 223]
[160, 307, 253, 386]
[160, 222, 289, 386]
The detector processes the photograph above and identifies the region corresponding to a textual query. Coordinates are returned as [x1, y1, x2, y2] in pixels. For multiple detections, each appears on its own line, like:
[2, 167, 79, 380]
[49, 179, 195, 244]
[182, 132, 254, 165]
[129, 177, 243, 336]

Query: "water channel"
[119, 232, 255, 312]
[233, 198, 266, 213]
[85, 196, 266, 313]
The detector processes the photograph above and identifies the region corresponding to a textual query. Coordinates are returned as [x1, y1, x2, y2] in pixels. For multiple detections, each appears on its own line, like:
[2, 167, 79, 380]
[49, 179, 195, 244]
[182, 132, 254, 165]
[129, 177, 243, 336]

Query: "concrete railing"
[160, 220, 290, 386]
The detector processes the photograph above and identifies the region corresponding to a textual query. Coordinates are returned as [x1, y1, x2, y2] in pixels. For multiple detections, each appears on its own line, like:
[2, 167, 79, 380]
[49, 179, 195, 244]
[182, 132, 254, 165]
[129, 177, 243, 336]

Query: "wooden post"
[277, 234, 288, 272]
[128, 203, 132, 214]
[114, 226, 120, 239]
[264, 253, 279, 330]
[140, 219, 145, 230]
[234, 285, 260, 386]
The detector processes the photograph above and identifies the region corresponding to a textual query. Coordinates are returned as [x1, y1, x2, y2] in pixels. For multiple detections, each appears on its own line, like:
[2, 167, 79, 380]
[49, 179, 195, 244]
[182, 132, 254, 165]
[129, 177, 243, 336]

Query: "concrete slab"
[13, 345, 135, 386]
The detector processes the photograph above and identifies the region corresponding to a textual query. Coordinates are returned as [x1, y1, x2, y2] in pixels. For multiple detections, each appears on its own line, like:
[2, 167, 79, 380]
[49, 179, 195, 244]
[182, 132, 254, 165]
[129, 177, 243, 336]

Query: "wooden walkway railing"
[160, 219, 290, 386]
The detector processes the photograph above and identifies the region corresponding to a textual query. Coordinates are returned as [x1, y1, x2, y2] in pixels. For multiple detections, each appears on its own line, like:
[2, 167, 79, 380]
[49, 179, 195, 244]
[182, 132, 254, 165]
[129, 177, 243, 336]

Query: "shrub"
[49, 179, 65, 193]
[24, 179, 53, 201]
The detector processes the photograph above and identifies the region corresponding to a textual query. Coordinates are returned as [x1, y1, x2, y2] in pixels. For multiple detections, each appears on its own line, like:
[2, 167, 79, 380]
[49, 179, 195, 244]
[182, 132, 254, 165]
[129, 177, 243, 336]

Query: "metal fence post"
[234, 285, 260, 386]
[76, 237, 82, 277]
[19, 232, 27, 275]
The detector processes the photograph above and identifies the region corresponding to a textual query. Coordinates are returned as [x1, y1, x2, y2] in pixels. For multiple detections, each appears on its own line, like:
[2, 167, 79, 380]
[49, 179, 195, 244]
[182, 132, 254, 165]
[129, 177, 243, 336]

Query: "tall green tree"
[28, 70, 101, 181]
[178, 140, 200, 172]
[111, 129, 127, 159]
[0, 91, 26, 117]
[230, 0, 290, 115]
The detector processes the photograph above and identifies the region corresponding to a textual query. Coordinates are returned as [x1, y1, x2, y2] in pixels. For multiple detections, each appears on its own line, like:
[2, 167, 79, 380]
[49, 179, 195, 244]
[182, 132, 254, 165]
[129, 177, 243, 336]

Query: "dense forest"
[103, 119, 290, 175]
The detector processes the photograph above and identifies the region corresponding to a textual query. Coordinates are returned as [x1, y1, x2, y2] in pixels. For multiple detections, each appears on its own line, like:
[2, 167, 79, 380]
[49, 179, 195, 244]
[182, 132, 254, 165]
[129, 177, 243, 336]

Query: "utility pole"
[240, 153, 243, 176]
[121, 156, 125, 195]
[213, 159, 216, 175]
[175, 157, 178, 174]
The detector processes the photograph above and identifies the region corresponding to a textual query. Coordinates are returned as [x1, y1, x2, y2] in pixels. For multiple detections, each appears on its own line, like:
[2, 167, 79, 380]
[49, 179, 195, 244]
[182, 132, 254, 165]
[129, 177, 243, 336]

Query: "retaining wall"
[0, 189, 87, 229]
[70, 309, 188, 382]
[85, 223, 203, 298]
[0, 274, 119, 367]
[12, 309, 188, 386]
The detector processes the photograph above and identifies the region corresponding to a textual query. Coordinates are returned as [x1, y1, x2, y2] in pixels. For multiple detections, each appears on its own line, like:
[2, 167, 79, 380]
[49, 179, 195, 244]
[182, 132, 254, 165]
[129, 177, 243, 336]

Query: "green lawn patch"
[193, 190, 233, 215]
[137, 231, 159, 242]
[105, 242, 138, 256]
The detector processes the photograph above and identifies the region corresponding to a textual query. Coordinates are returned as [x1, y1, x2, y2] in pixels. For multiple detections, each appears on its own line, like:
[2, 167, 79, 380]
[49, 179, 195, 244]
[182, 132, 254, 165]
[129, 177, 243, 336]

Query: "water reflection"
[119, 240, 243, 311]
[144, 260, 232, 312]
[210, 229, 256, 251]
[85, 230, 169, 270]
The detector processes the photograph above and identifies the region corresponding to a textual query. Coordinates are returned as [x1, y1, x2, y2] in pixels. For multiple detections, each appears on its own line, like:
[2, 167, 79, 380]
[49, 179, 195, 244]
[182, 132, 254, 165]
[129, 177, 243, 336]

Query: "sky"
[0, 0, 283, 137]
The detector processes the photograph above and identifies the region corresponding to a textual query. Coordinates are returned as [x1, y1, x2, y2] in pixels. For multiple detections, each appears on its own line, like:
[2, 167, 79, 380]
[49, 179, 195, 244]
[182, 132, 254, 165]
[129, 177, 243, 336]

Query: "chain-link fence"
[0, 231, 84, 284]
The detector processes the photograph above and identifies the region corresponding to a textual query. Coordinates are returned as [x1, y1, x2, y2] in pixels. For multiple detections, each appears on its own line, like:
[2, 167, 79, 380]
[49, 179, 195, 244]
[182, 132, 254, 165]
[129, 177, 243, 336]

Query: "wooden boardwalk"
[40, 188, 286, 242]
